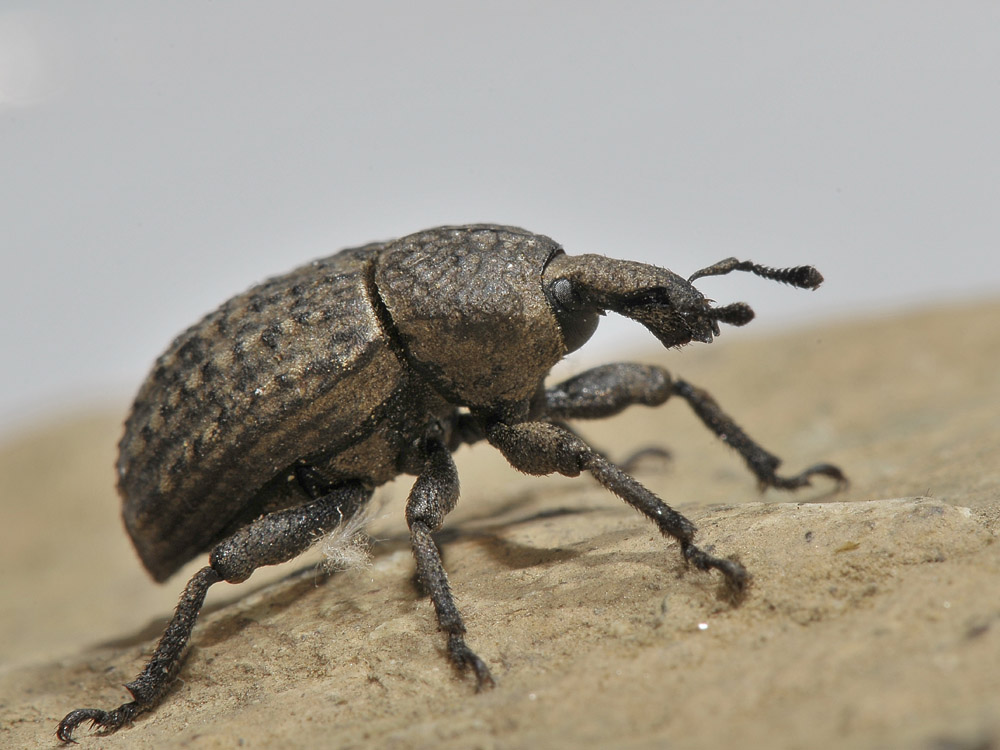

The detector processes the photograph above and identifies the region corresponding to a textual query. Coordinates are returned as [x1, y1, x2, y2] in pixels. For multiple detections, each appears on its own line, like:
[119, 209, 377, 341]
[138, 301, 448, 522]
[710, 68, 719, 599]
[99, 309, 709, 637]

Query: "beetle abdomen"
[120, 243, 403, 581]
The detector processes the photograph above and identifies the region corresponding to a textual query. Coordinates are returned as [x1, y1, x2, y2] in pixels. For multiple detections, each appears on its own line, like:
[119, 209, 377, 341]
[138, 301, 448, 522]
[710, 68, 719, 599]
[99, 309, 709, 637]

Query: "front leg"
[672, 379, 847, 490]
[486, 420, 748, 597]
[540, 363, 845, 491]
[405, 433, 494, 689]
[543, 363, 672, 419]
[445, 363, 673, 451]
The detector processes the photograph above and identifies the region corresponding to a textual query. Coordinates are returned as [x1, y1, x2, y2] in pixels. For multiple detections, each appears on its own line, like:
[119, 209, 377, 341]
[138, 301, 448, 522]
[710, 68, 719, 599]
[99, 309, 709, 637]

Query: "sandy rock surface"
[2, 300, 998, 749]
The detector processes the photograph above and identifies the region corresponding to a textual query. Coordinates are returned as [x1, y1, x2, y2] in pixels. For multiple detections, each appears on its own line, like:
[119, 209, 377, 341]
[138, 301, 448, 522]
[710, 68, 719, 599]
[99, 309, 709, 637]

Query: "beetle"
[57, 224, 845, 741]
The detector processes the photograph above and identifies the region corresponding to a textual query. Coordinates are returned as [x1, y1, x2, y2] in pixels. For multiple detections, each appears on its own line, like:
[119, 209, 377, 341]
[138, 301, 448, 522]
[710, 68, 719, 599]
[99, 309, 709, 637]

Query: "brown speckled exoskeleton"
[57, 224, 845, 741]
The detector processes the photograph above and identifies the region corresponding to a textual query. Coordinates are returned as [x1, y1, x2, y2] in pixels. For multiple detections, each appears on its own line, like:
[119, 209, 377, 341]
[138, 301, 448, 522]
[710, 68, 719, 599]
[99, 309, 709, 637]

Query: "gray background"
[2, 2, 998, 436]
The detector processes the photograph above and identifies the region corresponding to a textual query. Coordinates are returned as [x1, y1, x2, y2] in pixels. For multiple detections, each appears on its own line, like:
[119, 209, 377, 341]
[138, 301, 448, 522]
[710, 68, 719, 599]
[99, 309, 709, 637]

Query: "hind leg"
[57, 481, 371, 742]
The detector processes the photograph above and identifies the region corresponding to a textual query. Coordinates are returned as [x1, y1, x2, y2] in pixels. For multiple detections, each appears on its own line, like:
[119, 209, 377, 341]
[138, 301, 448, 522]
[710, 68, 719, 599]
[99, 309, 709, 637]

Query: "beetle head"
[542, 253, 822, 351]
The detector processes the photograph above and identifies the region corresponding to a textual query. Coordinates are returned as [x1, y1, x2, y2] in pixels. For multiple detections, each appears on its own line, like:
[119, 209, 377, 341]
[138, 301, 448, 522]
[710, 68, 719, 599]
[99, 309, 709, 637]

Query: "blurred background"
[2, 2, 998, 437]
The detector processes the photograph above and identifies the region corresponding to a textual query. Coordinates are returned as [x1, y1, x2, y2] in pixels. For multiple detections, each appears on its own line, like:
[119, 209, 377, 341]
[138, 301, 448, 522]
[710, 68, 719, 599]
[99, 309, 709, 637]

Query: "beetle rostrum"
[57, 225, 846, 741]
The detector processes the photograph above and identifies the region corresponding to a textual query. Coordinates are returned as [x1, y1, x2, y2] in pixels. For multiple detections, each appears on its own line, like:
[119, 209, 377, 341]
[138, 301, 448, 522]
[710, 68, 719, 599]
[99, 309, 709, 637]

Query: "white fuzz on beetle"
[318, 502, 378, 572]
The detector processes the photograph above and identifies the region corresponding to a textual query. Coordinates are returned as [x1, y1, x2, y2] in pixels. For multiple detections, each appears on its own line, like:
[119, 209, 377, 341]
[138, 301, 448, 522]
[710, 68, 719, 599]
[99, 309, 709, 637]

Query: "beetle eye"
[546, 278, 599, 353]
[550, 278, 577, 309]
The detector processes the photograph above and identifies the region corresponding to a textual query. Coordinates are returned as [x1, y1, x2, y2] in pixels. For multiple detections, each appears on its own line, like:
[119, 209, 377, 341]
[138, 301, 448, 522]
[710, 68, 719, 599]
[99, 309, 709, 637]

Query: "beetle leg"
[57, 481, 370, 742]
[672, 379, 847, 491]
[536, 364, 672, 470]
[405, 434, 494, 690]
[541, 364, 845, 491]
[486, 421, 748, 598]
[543, 363, 673, 420]
[57, 566, 220, 742]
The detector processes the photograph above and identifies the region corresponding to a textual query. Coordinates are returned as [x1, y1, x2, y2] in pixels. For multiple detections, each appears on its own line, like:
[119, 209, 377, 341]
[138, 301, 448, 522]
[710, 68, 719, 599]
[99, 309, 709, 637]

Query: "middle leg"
[405, 432, 494, 689]
[486, 420, 748, 596]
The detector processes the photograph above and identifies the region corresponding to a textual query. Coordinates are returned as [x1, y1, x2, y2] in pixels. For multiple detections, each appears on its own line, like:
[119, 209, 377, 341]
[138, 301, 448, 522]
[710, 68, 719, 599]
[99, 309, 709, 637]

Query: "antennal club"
[709, 302, 755, 327]
[688, 257, 824, 290]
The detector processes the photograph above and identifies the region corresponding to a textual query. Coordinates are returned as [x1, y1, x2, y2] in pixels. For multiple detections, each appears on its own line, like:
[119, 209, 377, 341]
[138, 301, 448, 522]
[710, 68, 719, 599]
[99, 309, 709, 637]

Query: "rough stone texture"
[1, 299, 998, 749]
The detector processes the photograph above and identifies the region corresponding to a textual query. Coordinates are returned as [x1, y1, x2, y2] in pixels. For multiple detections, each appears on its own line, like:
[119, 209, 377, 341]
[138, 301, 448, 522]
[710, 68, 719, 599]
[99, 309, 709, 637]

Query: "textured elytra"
[121, 243, 397, 579]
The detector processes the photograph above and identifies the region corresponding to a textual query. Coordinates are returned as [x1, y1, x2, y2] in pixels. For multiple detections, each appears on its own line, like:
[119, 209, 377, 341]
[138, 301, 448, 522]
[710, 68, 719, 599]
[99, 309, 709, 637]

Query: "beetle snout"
[679, 307, 718, 344]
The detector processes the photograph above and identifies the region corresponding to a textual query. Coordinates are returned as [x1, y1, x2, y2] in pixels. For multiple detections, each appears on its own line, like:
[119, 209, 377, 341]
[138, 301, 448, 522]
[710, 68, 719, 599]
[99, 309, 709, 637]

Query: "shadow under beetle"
[58, 224, 846, 741]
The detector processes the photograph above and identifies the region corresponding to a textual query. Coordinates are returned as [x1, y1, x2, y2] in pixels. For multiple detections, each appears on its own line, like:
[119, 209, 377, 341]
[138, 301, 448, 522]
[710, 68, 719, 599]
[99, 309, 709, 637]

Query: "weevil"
[58, 224, 845, 741]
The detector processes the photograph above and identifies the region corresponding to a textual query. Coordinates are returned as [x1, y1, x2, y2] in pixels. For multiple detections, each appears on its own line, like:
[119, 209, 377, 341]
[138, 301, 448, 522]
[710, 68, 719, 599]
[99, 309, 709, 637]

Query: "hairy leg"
[543, 363, 672, 419]
[57, 481, 370, 742]
[405, 434, 494, 689]
[539, 362, 845, 491]
[486, 420, 748, 596]
[673, 379, 846, 490]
